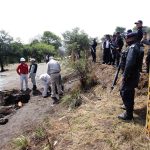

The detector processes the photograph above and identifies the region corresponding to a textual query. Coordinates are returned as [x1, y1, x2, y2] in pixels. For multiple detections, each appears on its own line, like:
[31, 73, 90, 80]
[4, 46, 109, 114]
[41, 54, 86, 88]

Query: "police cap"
[134, 20, 143, 24]
[125, 32, 137, 39]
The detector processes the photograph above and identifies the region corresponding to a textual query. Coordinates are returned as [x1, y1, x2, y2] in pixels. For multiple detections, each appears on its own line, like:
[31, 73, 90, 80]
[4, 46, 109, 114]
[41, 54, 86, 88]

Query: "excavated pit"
[0, 89, 30, 125]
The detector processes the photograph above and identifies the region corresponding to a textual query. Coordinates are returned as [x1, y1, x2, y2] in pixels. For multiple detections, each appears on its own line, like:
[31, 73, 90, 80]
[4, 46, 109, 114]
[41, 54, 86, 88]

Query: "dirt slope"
[0, 56, 150, 150]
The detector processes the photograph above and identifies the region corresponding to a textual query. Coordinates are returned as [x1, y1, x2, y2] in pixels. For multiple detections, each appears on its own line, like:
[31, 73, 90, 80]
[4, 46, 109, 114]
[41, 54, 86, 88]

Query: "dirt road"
[0, 63, 58, 149]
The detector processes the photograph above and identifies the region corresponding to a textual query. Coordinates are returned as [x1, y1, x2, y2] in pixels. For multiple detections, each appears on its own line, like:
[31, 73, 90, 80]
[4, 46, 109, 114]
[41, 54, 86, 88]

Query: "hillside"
[0, 49, 150, 150]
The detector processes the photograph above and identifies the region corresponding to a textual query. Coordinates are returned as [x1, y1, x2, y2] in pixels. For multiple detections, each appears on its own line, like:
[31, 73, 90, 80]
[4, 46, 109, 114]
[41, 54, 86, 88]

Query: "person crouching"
[39, 73, 51, 98]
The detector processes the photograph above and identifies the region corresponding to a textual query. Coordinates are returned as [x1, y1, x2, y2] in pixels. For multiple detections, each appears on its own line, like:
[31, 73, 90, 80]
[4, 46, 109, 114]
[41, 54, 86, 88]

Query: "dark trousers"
[103, 48, 110, 64]
[116, 51, 121, 67]
[139, 47, 144, 72]
[91, 51, 96, 62]
[120, 84, 135, 117]
[111, 49, 116, 65]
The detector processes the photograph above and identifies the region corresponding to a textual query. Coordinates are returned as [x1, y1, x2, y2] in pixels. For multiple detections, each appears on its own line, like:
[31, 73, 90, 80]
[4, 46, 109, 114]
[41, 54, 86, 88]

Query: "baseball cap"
[134, 20, 143, 24]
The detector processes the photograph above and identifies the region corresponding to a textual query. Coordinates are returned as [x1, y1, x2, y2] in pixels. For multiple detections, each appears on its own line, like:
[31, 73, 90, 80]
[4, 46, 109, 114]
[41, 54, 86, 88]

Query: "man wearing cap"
[16, 57, 29, 92]
[135, 20, 144, 72]
[47, 56, 63, 104]
[135, 20, 143, 42]
[29, 58, 38, 90]
[118, 32, 142, 121]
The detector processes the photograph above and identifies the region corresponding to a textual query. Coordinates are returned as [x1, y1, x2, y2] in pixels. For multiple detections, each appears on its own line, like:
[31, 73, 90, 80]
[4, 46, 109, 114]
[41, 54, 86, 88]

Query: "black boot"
[52, 97, 59, 104]
[33, 85, 37, 90]
[118, 112, 133, 121]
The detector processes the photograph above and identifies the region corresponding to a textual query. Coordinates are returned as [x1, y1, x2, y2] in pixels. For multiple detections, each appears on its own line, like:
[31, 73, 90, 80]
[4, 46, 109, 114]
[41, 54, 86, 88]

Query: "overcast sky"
[0, 0, 149, 43]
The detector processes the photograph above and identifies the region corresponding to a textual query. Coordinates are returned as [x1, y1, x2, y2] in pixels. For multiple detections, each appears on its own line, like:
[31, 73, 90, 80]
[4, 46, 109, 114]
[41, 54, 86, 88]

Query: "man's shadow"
[32, 89, 42, 96]
[134, 105, 147, 126]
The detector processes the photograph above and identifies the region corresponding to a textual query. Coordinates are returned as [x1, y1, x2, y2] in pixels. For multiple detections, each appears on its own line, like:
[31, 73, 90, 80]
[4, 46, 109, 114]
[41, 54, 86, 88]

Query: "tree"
[29, 43, 55, 62]
[115, 27, 126, 34]
[62, 27, 90, 61]
[41, 31, 62, 50]
[10, 41, 24, 63]
[0, 30, 13, 71]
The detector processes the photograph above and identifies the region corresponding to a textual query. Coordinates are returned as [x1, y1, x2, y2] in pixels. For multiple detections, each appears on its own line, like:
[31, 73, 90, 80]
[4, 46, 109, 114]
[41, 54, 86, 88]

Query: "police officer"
[91, 38, 97, 63]
[141, 32, 150, 73]
[115, 32, 124, 67]
[135, 20, 144, 72]
[118, 32, 142, 120]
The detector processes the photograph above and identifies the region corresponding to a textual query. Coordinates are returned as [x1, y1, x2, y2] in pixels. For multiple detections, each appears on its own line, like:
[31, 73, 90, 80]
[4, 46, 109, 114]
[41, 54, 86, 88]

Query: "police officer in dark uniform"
[91, 38, 97, 63]
[141, 32, 150, 73]
[118, 32, 142, 120]
[115, 32, 124, 67]
[135, 20, 144, 72]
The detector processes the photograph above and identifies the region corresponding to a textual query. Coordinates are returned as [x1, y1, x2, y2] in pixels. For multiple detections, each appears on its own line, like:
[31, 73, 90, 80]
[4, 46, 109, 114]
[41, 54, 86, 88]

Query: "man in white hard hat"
[29, 58, 38, 90]
[16, 57, 29, 92]
[39, 73, 51, 98]
[47, 56, 63, 104]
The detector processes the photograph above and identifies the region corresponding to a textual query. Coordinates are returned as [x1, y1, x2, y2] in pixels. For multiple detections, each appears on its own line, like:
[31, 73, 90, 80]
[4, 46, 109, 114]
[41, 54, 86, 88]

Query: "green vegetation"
[13, 135, 29, 150]
[0, 30, 61, 71]
[62, 27, 90, 60]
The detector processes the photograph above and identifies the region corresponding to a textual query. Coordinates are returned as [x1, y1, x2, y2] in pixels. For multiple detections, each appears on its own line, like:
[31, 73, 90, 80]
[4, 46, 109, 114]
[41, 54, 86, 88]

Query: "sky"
[0, 0, 149, 43]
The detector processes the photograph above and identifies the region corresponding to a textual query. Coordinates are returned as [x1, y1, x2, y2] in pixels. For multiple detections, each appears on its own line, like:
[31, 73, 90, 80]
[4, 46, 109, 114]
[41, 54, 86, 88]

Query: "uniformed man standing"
[118, 33, 142, 120]
[91, 38, 97, 63]
[115, 32, 124, 67]
[141, 32, 150, 73]
[134, 20, 144, 72]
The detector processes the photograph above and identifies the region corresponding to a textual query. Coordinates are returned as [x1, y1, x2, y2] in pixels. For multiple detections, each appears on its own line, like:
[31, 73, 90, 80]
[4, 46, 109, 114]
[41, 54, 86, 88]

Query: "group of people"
[91, 20, 150, 121]
[102, 32, 124, 66]
[16, 19, 150, 120]
[111, 20, 150, 121]
[16, 56, 63, 104]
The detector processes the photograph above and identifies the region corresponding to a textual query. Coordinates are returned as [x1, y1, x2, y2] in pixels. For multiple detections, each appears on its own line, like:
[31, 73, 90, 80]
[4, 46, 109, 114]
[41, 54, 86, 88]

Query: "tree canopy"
[62, 27, 90, 57]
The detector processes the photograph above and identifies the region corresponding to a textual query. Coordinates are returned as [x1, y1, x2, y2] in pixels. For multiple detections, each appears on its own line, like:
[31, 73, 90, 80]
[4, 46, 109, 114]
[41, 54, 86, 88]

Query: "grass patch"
[61, 89, 82, 109]
[13, 135, 29, 150]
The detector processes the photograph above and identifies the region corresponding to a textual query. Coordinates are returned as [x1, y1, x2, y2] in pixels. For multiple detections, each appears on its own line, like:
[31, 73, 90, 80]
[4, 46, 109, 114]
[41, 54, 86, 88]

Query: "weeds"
[72, 58, 97, 90]
[13, 135, 29, 150]
[34, 127, 46, 139]
[61, 89, 82, 109]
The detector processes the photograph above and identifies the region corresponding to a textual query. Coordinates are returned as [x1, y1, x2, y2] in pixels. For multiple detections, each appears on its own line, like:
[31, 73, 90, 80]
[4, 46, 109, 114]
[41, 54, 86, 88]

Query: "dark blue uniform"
[120, 42, 141, 119]
[91, 39, 97, 62]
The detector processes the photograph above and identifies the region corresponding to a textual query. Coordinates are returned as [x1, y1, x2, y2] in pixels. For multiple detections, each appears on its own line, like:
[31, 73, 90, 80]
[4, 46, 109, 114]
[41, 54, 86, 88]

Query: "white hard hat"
[49, 56, 54, 60]
[20, 57, 25, 62]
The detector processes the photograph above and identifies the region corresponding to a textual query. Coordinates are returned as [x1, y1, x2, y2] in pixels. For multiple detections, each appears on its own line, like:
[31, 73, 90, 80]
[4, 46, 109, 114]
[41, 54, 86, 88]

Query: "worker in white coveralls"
[29, 58, 38, 90]
[39, 73, 51, 98]
[47, 56, 63, 104]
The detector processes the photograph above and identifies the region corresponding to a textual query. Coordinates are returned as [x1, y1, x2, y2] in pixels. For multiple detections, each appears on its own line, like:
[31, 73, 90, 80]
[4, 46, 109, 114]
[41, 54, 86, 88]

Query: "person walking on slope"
[118, 33, 142, 121]
[16, 57, 29, 92]
[47, 56, 63, 104]
[29, 58, 38, 90]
